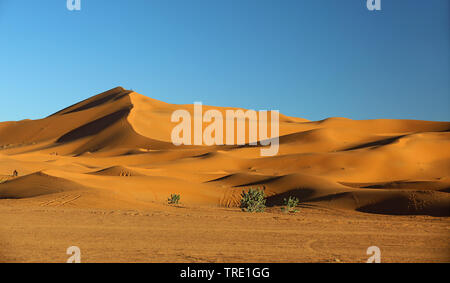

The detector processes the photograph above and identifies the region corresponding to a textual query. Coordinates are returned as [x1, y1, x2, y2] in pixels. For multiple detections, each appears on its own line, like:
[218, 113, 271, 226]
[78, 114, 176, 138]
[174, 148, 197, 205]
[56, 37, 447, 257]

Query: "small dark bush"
[240, 187, 266, 212]
[282, 196, 299, 213]
[168, 194, 181, 205]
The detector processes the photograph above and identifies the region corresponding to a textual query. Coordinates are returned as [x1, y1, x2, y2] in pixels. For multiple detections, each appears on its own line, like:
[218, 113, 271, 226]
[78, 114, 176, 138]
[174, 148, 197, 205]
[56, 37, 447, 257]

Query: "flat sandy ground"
[0, 201, 448, 263]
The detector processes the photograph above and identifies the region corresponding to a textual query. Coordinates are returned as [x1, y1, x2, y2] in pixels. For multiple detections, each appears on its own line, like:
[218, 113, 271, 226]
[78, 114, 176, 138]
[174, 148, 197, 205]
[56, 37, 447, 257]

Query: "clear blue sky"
[0, 0, 448, 122]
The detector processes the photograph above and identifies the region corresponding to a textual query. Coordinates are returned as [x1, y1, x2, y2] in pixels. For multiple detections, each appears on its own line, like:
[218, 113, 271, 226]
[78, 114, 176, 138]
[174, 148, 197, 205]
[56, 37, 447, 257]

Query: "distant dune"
[0, 87, 449, 216]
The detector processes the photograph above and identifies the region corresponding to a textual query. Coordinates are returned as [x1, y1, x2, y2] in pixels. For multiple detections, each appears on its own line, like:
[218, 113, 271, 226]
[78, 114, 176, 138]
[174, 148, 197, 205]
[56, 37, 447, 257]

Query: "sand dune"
[0, 171, 85, 199]
[0, 87, 449, 217]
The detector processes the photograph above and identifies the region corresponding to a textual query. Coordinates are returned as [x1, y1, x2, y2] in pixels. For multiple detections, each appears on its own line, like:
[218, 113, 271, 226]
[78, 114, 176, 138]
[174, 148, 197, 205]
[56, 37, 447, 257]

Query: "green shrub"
[240, 187, 266, 212]
[168, 194, 181, 205]
[282, 196, 299, 213]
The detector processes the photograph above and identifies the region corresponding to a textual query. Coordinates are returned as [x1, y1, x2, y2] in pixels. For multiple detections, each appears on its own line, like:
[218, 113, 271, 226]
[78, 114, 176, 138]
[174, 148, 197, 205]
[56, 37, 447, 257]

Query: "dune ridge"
[0, 87, 449, 216]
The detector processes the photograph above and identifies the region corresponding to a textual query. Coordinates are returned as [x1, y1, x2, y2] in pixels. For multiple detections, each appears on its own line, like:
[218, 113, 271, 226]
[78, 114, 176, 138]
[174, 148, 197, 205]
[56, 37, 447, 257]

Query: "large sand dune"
[0, 87, 449, 262]
[1, 87, 449, 216]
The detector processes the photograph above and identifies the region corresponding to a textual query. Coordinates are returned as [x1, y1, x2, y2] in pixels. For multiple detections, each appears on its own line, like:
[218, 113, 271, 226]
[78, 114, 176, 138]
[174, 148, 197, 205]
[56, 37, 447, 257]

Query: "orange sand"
[0, 87, 449, 262]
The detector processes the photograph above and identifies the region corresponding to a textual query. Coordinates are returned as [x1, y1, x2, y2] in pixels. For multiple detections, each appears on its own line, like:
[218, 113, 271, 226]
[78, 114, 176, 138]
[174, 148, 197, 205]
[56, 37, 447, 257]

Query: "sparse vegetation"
[282, 196, 299, 213]
[168, 194, 181, 205]
[240, 187, 266, 212]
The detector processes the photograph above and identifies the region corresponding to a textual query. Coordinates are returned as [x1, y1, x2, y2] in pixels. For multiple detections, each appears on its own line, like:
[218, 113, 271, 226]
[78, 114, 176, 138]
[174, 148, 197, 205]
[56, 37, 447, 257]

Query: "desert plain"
[0, 87, 449, 263]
